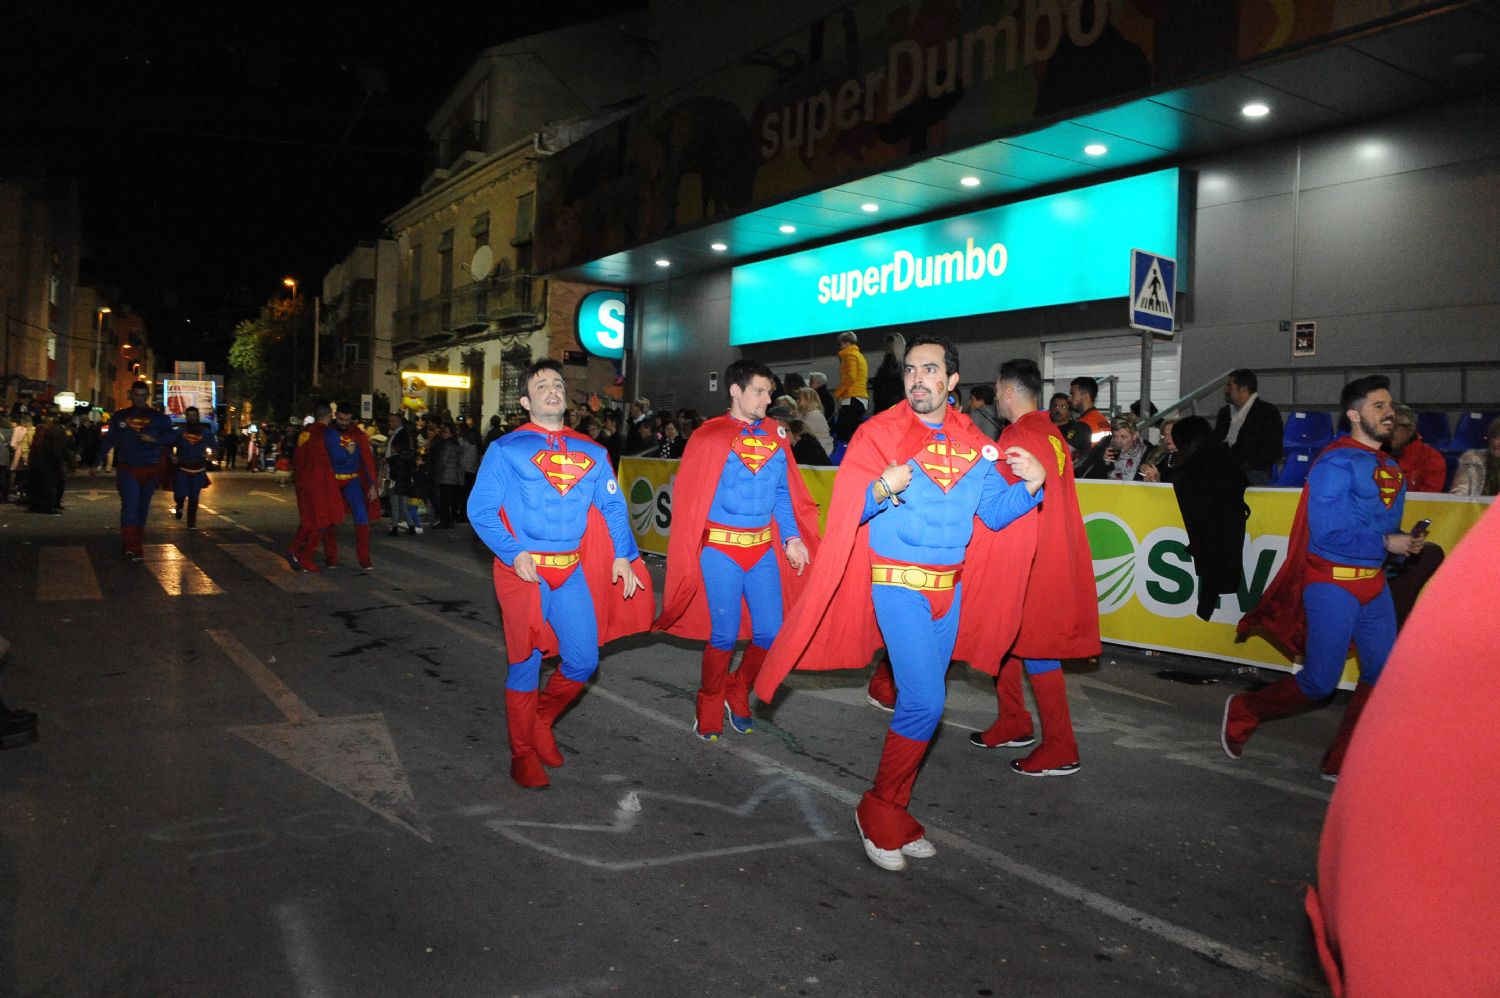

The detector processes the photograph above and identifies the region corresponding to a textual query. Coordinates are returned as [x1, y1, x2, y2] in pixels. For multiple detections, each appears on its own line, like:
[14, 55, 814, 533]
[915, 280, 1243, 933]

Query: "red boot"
[973, 656, 1036, 749]
[865, 657, 896, 712]
[355, 523, 372, 570]
[534, 670, 586, 768]
[855, 730, 929, 853]
[725, 645, 769, 719]
[1319, 682, 1375, 781]
[504, 689, 548, 789]
[1221, 675, 1319, 760]
[323, 527, 339, 568]
[1011, 669, 1080, 776]
[122, 525, 144, 560]
[695, 647, 734, 737]
[289, 528, 321, 573]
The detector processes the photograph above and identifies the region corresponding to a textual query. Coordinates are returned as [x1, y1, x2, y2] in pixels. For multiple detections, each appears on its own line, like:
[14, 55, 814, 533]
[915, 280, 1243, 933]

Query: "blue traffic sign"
[1129, 249, 1176, 334]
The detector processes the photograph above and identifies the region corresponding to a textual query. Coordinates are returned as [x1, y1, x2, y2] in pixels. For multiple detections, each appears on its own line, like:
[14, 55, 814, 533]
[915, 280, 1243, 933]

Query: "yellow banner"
[620, 456, 1491, 680]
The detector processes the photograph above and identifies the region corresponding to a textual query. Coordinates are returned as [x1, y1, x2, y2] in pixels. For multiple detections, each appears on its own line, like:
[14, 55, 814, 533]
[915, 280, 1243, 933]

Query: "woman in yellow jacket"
[833, 331, 869, 441]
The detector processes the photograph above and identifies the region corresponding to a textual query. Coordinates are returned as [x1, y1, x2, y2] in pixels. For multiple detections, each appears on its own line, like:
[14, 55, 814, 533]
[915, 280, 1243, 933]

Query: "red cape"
[293, 423, 345, 530]
[1002, 410, 1101, 660]
[1236, 436, 1376, 659]
[1307, 499, 1500, 996]
[654, 414, 823, 640]
[755, 404, 1039, 702]
[485, 423, 654, 664]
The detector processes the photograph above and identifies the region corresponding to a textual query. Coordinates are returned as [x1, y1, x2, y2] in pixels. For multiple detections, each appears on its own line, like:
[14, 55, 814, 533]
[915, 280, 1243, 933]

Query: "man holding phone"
[1231, 375, 1423, 781]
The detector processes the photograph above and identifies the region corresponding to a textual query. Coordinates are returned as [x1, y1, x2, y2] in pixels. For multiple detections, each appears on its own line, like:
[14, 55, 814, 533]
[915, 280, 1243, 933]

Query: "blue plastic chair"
[1447, 411, 1500, 453]
[1416, 411, 1451, 449]
[1274, 447, 1318, 487]
[1282, 411, 1334, 449]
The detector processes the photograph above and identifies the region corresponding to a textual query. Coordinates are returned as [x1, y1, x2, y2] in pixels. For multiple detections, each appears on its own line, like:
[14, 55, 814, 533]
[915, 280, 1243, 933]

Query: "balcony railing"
[396, 275, 542, 350]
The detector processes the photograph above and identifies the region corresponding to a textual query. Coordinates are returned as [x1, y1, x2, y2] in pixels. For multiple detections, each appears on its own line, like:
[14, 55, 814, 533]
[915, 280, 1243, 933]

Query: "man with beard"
[757, 335, 1046, 872]
[655, 358, 819, 740]
[1232, 376, 1425, 781]
[94, 381, 178, 560]
[323, 404, 381, 569]
[467, 359, 652, 789]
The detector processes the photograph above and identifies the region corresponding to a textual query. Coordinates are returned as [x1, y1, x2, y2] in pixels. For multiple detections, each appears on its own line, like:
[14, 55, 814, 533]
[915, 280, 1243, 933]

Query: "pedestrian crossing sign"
[1129, 249, 1176, 334]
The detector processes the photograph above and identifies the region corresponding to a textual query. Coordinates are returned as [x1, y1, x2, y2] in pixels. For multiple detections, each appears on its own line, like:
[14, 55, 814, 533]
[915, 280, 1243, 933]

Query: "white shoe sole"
[724, 704, 753, 735]
[1010, 760, 1081, 777]
[968, 731, 1037, 749]
[691, 720, 718, 742]
[855, 816, 906, 871]
[1221, 695, 1242, 760]
[864, 694, 895, 713]
[900, 837, 937, 859]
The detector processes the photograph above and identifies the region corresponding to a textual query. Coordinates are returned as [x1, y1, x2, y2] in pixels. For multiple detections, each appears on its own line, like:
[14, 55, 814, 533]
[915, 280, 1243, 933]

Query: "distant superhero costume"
[170, 420, 217, 528]
[1306, 500, 1500, 998]
[99, 403, 178, 559]
[969, 409, 1100, 775]
[321, 422, 381, 569]
[654, 415, 822, 737]
[467, 423, 654, 789]
[757, 404, 1041, 853]
[289, 422, 344, 572]
[1231, 437, 1406, 777]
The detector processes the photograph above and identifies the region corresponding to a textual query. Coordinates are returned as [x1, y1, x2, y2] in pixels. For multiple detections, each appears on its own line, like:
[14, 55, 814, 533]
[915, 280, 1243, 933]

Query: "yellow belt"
[706, 525, 773, 548]
[334, 472, 359, 481]
[871, 564, 959, 593]
[1331, 565, 1381, 581]
[530, 551, 580, 569]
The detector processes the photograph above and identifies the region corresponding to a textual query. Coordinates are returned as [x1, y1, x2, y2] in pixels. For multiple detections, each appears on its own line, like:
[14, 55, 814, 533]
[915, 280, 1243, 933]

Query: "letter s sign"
[576, 290, 628, 359]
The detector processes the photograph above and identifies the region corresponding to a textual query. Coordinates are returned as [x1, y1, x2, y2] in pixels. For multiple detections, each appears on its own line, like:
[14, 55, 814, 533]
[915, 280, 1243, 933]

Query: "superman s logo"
[1373, 465, 1403, 508]
[732, 433, 779, 474]
[919, 440, 979, 493]
[532, 450, 595, 496]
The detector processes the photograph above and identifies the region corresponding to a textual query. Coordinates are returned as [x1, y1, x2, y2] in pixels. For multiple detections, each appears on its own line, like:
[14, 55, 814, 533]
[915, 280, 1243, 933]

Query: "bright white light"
[1084, 143, 1108, 157]
[654, 259, 671, 267]
[1241, 102, 1270, 118]
[860, 203, 879, 213]
[778, 224, 796, 234]
[959, 176, 981, 188]
[710, 242, 728, 251]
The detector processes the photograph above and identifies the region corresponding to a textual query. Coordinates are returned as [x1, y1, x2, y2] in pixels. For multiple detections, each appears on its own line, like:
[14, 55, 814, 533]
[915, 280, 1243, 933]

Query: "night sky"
[3, 0, 637, 369]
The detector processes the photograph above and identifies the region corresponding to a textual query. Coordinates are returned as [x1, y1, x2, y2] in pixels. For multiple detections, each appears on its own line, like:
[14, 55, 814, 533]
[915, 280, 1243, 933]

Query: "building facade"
[0, 164, 81, 411]
[320, 239, 398, 408]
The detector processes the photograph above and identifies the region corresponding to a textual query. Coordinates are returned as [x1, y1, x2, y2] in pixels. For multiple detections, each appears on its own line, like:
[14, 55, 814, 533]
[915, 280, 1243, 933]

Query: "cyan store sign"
[729, 169, 1182, 345]
[576, 289, 628, 359]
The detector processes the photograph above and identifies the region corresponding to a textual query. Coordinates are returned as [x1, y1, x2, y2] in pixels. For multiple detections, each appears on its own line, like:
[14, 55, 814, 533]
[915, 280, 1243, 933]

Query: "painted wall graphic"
[620, 456, 1490, 683]
[536, 0, 1436, 274]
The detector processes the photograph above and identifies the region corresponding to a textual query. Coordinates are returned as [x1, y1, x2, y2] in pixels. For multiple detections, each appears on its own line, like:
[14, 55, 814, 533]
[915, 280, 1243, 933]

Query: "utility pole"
[312, 295, 321, 388]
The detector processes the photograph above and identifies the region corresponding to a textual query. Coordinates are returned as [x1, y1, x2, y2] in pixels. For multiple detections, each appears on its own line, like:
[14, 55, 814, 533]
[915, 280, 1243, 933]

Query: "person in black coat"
[1213, 368, 1284, 485]
[1170, 416, 1250, 620]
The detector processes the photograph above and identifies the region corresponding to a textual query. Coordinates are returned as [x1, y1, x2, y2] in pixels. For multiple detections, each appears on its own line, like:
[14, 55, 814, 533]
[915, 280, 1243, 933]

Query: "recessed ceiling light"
[959, 176, 981, 188]
[1083, 143, 1108, 156]
[654, 258, 671, 267]
[778, 224, 796, 234]
[861, 202, 879, 213]
[710, 242, 728, 251]
[1241, 102, 1270, 118]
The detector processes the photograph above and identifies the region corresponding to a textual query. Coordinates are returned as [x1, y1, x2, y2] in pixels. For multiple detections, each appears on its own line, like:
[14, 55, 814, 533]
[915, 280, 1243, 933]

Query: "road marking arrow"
[68, 489, 115, 502]
[248, 490, 290, 503]
[207, 629, 429, 841]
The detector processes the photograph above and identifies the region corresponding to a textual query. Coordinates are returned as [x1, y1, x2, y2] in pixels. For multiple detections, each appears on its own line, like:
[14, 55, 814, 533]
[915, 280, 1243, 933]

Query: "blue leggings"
[872, 583, 962, 741]
[505, 568, 600, 692]
[338, 480, 368, 526]
[173, 471, 206, 505]
[116, 470, 156, 526]
[700, 547, 784, 651]
[1297, 582, 1396, 699]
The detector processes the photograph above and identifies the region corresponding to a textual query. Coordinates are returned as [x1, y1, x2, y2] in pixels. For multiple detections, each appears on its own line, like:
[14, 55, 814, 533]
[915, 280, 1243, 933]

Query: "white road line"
[208, 629, 319, 723]
[389, 542, 493, 580]
[1076, 675, 1173, 706]
[37, 546, 103, 601]
[372, 560, 443, 589]
[142, 544, 223, 596]
[219, 543, 338, 593]
[275, 901, 334, 998]
[1166, 753, 1333, 802]
[376, 594, 1322, 995]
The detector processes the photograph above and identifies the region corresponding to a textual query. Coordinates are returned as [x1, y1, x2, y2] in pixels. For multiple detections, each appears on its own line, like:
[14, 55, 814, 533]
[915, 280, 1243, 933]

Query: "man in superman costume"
[94, 380, 178, 561]
[467, 359, 653, 789]
[318, 405, 382, 570]
[288, 403, 344, 572]
[1230, 375, 1425, 781]
[654, 358, 820, 740]
[169, 406, 217, 528]
[757, 336, 1046, 872]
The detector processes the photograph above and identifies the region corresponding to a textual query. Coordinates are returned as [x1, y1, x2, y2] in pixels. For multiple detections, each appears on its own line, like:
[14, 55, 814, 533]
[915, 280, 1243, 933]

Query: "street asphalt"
[0, 471, 1343, 997]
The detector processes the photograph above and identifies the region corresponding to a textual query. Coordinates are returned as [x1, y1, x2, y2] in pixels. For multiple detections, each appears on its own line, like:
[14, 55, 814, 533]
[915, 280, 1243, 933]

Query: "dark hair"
[488, 414, 500, 428]
[1172, 415, 1214, 460]
[1228, 368, 1258, 394]
[1341, 374, 1391, 413]
[725, 357, 775, 393]
[1049, 392, 1071, 405]
[905, 334, 960, 377]
[997, 358, 1042, 400]
[968, 383, 996, 405]
[312, 401, 332, 419]
[517, 358, 565, 399]
[787, 418, 807, 437]
[1070, 376, 1099, 400]
[1129, 399, 1159, 418]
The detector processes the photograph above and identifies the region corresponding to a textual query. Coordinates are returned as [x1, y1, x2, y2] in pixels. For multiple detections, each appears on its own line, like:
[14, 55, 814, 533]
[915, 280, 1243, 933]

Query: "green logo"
[1085, 514, 1137, 615]
[628, 478, 655, 535]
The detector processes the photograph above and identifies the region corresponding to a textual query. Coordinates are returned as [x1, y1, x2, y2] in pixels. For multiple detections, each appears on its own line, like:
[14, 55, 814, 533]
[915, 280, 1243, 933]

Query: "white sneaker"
[864, 694, 895, 713]
[900, 837, 937, 859]
[855, 816, 906, 872]
[412, 525, 423, 535]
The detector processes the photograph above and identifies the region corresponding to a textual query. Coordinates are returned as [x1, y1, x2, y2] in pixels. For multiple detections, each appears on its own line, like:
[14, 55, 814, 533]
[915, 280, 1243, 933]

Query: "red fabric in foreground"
[292, 423, 345, 530]
[1306, 500, 1500, 997]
